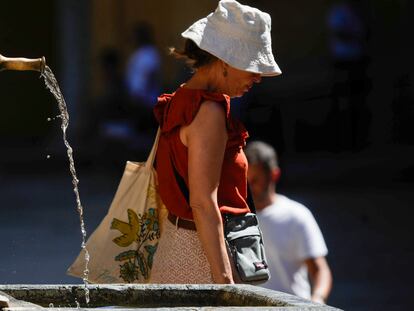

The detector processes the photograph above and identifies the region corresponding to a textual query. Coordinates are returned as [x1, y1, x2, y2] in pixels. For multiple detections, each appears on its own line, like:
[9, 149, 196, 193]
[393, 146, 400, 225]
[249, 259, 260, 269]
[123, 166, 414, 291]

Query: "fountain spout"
[0, 54, 46, 74]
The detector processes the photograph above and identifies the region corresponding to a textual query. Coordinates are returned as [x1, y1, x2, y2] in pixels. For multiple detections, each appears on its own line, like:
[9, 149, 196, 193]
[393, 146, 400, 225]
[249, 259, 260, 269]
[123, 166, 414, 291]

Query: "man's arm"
[305, 256, 333, 304]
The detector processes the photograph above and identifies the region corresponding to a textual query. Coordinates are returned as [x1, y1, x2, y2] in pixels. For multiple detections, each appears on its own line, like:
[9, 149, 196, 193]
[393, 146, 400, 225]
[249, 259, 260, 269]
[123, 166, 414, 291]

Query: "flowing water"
[41, 66, 90, 304]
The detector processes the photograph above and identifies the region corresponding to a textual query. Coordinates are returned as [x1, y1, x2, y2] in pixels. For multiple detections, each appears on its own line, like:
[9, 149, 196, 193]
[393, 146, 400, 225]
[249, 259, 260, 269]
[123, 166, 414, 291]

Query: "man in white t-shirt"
[245, 141, 332, 304]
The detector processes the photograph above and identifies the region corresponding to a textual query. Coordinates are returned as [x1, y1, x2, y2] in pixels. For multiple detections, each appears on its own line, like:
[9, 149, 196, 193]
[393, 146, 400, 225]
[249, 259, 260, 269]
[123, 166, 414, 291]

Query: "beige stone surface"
[0, 294, 10, 308]
[0, 291, 44, 310]
[0, 284, 342, 310]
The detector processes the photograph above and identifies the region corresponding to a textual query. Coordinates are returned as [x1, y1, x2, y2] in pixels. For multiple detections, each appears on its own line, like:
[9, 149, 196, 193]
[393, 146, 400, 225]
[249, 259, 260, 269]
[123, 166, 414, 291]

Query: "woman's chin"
[232, 91, 246, 98]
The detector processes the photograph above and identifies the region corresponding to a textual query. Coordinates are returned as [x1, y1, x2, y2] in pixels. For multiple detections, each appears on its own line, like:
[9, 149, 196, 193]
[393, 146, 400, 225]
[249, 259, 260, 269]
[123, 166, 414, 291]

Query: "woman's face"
[225, 65, 262, 97]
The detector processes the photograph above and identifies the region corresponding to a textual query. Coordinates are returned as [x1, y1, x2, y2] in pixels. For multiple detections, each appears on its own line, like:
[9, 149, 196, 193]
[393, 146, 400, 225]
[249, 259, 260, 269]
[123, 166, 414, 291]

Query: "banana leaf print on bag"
[111, 205, 160, 283]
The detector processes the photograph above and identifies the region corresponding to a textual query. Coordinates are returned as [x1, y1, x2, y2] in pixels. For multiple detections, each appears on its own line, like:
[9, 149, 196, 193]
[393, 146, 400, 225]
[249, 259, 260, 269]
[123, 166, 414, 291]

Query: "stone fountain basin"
[0, 284, 341, 310]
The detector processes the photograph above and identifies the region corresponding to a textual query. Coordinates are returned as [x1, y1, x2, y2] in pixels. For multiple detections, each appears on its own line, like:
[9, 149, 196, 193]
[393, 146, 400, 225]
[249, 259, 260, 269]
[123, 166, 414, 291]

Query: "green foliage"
[111, 207, 160, 282]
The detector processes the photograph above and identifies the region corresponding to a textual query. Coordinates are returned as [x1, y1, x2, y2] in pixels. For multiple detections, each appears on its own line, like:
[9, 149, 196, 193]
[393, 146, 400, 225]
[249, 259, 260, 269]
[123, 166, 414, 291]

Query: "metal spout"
[0, 54, 46, 74]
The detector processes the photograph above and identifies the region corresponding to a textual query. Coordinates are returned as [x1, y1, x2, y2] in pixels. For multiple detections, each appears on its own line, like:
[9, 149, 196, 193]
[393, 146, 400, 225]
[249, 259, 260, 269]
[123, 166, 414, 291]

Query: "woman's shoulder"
[154, 86, 248, 148]
[154, 86, 230, 133]
[177, 86, 230, 118]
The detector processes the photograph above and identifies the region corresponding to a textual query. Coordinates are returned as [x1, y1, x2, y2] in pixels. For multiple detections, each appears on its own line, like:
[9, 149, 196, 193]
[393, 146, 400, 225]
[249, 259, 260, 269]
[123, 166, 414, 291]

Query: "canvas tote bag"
[67, 129, 167, 283]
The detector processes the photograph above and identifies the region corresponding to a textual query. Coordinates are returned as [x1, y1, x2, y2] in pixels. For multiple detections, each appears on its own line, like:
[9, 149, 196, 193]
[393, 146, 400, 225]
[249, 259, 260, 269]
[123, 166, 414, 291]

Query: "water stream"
[41, 66, 90, 304]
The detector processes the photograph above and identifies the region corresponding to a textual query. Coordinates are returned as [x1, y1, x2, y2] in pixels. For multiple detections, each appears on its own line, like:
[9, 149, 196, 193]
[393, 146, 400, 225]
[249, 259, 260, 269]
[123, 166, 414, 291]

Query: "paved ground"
[0, 142, 413, 311]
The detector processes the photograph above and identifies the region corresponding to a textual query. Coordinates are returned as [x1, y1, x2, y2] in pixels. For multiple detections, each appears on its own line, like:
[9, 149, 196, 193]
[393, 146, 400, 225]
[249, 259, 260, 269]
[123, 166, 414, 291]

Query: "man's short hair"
[245, 141, 279, 173]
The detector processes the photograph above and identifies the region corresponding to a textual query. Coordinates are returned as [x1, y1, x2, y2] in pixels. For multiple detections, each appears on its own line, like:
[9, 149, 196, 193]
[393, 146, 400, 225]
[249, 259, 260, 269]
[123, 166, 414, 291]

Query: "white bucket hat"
[181, 0, 281, 77]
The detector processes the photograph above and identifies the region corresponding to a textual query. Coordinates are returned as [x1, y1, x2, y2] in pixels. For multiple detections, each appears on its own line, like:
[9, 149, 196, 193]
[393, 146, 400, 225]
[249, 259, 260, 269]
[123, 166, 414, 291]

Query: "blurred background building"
[0, 1, 413, 310]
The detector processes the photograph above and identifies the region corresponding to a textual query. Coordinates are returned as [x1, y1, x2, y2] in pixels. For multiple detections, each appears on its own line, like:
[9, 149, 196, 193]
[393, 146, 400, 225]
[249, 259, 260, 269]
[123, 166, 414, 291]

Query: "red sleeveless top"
[153, 86, 250, 220]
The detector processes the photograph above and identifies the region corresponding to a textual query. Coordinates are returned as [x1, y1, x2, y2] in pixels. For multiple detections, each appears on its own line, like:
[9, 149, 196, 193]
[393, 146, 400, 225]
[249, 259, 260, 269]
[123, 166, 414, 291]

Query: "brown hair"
[170, 39, 218, 71]
[245, 141, 279, 174]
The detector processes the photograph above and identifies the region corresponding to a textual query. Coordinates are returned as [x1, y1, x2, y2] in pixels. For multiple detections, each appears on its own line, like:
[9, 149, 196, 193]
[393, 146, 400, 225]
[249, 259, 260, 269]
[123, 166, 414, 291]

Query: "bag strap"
[246, 183, 256, 214]
[169, 154, 190, 203]
[168, 151, 256, 214]
[145, 127, 161, 169]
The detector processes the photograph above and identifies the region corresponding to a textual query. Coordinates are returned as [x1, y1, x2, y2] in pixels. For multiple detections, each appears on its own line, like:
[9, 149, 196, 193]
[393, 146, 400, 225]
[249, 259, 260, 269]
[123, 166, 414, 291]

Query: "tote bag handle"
[145, 127, 161, 169]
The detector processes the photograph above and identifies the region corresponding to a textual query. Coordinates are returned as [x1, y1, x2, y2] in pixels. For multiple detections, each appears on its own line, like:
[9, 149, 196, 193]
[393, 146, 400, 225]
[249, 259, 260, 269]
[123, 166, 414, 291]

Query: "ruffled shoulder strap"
[153, 87, 249, 148]
[153, 87, 230, 134]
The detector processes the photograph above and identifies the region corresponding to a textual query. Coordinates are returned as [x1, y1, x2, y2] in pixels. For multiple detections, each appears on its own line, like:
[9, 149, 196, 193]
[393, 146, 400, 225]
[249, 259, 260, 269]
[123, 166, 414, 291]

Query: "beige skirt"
[149, 214, 214, 284]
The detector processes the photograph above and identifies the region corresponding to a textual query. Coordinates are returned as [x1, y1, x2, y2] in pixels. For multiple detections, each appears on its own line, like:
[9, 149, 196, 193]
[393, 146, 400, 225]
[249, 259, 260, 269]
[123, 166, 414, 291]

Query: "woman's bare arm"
[181, 100, 233, 284]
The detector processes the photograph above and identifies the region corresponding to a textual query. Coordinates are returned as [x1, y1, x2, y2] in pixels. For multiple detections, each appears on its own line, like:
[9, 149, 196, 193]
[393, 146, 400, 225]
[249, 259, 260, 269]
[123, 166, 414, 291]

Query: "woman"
[150, 0, 281, 284]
